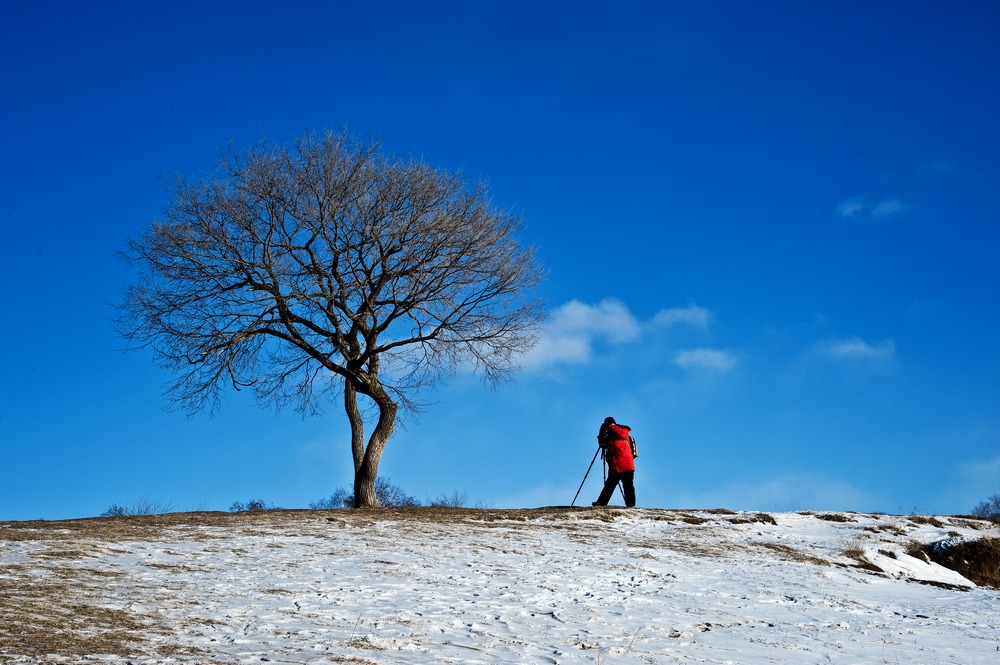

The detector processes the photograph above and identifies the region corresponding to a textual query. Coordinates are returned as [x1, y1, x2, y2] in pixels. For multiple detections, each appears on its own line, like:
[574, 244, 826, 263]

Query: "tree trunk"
[346, 380, 398, 508]
[345, 381, 365, 474]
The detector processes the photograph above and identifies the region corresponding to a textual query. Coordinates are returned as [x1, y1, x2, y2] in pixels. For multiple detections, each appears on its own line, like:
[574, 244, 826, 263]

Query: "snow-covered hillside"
[2, 508, 998, 664]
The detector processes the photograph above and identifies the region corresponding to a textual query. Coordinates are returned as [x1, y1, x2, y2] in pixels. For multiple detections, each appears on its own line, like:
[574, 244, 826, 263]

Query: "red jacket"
[599, 423, 635, 474]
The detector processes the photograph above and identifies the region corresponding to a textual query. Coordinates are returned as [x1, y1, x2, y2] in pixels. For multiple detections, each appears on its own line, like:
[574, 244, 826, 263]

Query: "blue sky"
[2, 1, 998, 520]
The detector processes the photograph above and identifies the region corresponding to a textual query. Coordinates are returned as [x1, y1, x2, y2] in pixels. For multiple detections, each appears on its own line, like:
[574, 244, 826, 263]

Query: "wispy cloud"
[521, 298, 715, 369]
[958, 455, 1000, 481]
[870, 199, 907, 219]
[836, 196, 868, 220]
[653, 303, 712, 330]
[520, 298, 639, 368]
[836, 195, 911, 222]
[815, 337, 896, 362]
[796, 336, 897, 378]
[673, 348, 738, 372]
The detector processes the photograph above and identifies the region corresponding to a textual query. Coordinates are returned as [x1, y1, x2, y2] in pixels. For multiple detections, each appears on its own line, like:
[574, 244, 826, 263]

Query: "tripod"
[570, 448, 601, 507]
[570, 446, 627, 506]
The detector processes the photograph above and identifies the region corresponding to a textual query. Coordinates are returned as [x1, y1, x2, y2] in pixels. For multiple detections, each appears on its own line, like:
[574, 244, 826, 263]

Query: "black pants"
[595, 470, 635, 507]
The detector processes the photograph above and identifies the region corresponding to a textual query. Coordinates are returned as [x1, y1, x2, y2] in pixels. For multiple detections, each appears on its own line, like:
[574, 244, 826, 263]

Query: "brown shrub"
[924, 537, 1000, 588]
[905, 539, 930, 562]
[730, 512, 778, 526]
[909, 515, 946, 528]
[842, 539, 883, 573]
[815, 513, 856, 523]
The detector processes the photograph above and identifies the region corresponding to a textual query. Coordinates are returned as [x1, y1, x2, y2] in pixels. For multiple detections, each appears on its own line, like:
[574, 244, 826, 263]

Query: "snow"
[1, 508, 999, 663]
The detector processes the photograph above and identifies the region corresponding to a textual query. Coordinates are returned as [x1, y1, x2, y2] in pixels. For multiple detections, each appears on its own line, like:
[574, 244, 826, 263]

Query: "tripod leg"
[570, 448, 601, 506]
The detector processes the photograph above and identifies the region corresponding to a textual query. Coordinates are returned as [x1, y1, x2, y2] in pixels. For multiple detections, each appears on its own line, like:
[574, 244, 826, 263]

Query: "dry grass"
[730, 512, 778, 526]
[949, 517, 994, 531]
[842, 539, 883, 573]
[906, 539, 931, 562]
[908, 515, 947, 528]
[754, 541, 830, 566]
[0, 565, 149, 659]
[815, 513, 857, 523]
[923, 537, 1000, 588]
[863, 523, 909, 536]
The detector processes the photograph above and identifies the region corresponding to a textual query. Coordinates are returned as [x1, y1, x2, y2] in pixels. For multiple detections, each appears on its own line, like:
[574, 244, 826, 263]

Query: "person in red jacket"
[593, 416, 636, 507]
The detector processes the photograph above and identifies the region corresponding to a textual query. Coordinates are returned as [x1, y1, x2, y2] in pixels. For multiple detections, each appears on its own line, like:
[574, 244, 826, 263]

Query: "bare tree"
[972, 493, 1000, 522]
[116, 131, 545, 507]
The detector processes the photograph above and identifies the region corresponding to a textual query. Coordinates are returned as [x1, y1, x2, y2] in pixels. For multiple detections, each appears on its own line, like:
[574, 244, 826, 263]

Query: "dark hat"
[603, 417, 616, 424]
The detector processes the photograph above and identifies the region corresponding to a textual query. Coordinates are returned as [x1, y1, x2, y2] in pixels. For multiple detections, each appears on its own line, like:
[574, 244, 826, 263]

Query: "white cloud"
[794, 336, 897, 379]
[521, 299, 717, 370]
[871, 199, 908, 219]
[653, 303, 712, 330]
[673, 348, 738, 372]
[816, 337, 895, 362]
[836, 196, 868, 220]
[835, 195, 910, 222]
[551, 298, 641, 343]
[520, 298, 640, 368]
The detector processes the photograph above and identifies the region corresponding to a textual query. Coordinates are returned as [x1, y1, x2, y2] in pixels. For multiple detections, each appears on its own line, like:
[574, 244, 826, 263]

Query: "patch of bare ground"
[753, 541, 830, 566]
[729, 512, 778, 526]
[0, 507, 720, 543]
[842, 540, 883, 574]
[0, 565, 145, 659]
[863, 523, 909, 536]
[814, 513, 857, 523]
[949, 517, 995, 531]
[0, 558, 209, 662]
[638, 538, 730, 558]
[908, 515, 947, 528]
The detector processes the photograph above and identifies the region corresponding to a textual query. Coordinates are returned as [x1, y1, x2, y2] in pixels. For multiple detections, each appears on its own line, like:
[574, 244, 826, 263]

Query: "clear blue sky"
[2, 1, 998, 520]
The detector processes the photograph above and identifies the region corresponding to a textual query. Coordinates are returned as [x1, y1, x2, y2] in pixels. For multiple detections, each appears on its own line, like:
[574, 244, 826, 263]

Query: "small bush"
[844, 539, 866, 561]
[909, 515, 946, 528]
[101, 504, 128, 517]
[312, 477, 421, 509]
[429, 490, 469, 508]
[843, 539, 882, 573]
[680, 515, 709, 525]
[100, 497, 173, 517]
[816, 513, 856, 523]
[971, 493, 1000, 523]
[905, 539, 930, 562]
[730, 512, 777, 526]
[310, 488, 354, 510]
[374, 477, 421, 507]
[230, 499, 276, 512]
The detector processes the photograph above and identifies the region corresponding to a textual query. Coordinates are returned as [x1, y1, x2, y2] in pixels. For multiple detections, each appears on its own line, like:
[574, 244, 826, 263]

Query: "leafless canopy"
[116, 131, 545, 505]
